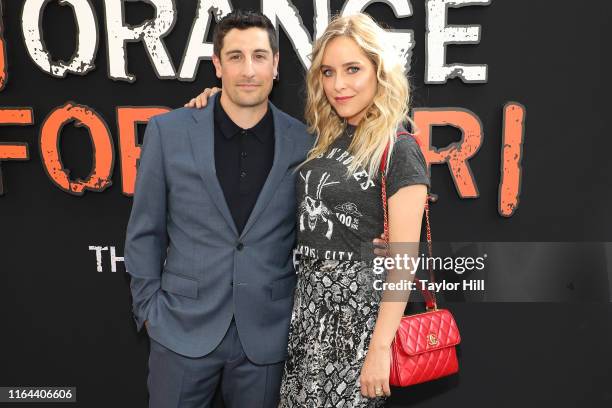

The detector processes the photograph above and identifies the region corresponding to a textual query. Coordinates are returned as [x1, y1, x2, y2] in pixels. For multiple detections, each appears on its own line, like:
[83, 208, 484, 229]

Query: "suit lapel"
[187, 94, 239, 236]
[240, 103, 295, 239]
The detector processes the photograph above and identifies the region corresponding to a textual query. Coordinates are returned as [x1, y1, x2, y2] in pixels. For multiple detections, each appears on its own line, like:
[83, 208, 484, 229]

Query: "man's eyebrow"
[224, 49, 271, 55]
[320, 61, 363, 69]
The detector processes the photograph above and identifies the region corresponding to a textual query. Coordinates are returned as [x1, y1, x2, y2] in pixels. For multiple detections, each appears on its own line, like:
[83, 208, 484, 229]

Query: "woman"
[188, 13, 429, 407]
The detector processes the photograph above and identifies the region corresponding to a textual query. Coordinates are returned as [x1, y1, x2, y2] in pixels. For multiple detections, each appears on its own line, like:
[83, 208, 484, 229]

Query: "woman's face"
[320, 36, 378, 126]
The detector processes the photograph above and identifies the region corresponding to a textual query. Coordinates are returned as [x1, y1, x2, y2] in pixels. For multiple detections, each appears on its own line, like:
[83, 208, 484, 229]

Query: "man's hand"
[184, 87, 221, 109]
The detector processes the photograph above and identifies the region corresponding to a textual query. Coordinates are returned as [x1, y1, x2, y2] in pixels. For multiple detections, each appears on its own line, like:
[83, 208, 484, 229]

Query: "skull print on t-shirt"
[295, 125, 430, 262]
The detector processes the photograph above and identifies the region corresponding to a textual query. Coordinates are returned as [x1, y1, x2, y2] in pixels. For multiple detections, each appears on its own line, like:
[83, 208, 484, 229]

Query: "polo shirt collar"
[214, 94, 273, 143]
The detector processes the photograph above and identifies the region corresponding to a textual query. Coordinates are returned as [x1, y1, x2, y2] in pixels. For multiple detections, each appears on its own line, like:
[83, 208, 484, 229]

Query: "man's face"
[213, 27, 279, 109]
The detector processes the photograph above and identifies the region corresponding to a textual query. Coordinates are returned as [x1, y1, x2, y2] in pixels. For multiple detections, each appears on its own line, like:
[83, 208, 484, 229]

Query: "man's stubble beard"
[226, 84, 272, 109]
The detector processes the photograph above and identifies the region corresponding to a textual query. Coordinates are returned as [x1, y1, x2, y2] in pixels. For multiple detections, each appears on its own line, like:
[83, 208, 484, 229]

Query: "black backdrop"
[1, 0, 611, 406]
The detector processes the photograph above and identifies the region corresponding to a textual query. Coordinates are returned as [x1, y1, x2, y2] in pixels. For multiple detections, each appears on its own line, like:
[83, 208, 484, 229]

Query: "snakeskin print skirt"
[279, 257, 386, 408]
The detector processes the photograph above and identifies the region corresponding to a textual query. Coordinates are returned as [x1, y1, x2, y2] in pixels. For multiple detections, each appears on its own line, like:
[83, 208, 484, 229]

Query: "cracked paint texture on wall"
[39, 102, 114, 194]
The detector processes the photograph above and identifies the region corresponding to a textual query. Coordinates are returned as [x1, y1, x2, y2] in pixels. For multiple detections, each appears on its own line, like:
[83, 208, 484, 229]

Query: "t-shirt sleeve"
[386, 136, 430, 198]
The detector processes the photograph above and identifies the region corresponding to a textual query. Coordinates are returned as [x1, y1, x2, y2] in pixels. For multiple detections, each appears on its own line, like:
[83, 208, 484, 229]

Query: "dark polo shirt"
[213, 96, 275, 234]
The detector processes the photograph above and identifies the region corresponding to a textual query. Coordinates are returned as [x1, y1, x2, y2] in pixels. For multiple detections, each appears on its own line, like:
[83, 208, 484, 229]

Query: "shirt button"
[236, 242, 244, 251]
[240, 171, 247, 178]
[241, 151, 247, 158]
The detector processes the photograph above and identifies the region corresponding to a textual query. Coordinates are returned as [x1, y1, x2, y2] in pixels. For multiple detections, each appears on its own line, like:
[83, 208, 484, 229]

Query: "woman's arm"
[184, 87, 221, 108]
[359, 183, 427, 398]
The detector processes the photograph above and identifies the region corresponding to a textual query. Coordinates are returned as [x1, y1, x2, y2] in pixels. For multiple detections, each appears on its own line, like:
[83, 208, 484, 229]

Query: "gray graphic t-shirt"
[296, 125, 430, 261]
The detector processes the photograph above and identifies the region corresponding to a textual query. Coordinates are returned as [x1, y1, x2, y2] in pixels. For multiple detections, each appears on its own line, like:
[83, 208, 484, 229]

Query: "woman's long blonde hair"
[303, 13, 411, 179]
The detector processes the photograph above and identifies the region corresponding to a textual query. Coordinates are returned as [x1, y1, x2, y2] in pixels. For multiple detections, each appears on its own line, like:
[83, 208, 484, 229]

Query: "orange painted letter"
[0, 108, 33, 195]
[40, 102, 114, 195]
[413, 108, 483, 198]
[0, 3, 7, 91]
[117, 106, 169, 196]
[499, 102, 526, 217]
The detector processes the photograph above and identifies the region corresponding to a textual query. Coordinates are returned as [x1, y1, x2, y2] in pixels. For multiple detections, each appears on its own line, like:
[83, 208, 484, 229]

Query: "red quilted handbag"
[380, 133, 461, 387]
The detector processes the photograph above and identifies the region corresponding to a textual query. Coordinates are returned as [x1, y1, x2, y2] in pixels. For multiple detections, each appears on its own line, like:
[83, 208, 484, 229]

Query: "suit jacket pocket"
[270, 274, 297, 301]
[161, 271, 199, 299]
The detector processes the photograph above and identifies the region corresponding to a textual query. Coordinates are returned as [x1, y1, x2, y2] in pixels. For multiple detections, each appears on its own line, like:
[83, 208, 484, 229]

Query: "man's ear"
[273, 52, 280, 79]
[212, 54, 222, 79]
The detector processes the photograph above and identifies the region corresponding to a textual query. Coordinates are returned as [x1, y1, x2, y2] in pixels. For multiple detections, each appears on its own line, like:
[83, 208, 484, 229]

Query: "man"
[124, 10, 312, 408]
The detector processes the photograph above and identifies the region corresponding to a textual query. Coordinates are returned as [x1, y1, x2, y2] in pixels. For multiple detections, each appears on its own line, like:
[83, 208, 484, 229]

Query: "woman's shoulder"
[386, 125, 431, 194]
[394, 124, 422, 147]
[392, 125, 425, 160]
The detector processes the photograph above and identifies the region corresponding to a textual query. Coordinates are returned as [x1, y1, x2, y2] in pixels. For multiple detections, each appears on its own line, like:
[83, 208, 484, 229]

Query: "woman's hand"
[184, 87, 221, 109]
[359, 343, 392, 398]
[372, 232, 387, 257]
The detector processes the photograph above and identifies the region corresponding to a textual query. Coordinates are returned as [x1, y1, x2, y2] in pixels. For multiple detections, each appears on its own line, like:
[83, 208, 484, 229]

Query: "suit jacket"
[125, 94, 313, 364]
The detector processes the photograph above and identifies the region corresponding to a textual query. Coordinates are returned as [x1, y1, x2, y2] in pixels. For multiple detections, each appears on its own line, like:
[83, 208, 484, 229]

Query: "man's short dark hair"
[213, 10, 278, 57]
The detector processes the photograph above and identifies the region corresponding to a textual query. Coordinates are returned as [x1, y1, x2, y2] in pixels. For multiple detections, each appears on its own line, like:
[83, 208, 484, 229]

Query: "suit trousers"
[147, 317, 284, 408]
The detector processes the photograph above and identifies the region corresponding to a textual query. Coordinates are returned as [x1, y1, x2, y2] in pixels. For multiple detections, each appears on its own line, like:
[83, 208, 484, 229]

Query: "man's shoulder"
[272, 108, 314, 147]
[147, 107, 206, 144]
[152, 107, 198, 126]
[272, 108, 299, 126]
